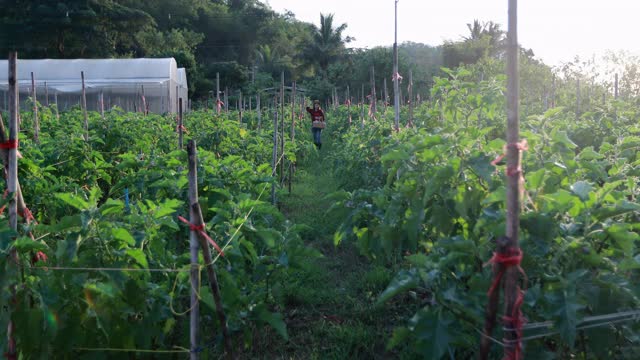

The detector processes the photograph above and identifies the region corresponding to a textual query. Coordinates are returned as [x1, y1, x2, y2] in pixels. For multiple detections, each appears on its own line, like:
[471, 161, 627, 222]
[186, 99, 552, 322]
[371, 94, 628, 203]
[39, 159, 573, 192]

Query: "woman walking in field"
[306, 100, 326, 149]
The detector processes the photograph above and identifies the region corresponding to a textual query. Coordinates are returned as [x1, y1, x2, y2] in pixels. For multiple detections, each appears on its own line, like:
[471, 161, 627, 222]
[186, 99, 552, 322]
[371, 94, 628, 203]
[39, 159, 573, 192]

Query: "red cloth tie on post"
[485, 248, 527, 360]
[176, 125, 188, 133]
[491, 140, 528, 167]
[178, 216, 224, 256]
[0, 139, 18, 149]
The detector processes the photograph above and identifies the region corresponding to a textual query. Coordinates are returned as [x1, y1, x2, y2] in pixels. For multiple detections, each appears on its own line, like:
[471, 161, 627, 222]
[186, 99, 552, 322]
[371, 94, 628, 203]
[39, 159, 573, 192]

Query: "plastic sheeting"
[0, 58, 188, 113]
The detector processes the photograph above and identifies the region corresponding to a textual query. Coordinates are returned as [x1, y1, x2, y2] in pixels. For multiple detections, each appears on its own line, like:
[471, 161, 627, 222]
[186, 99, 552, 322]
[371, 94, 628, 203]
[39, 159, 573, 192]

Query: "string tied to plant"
[177, 215, 224, 256]
[485, 247, 527, 360]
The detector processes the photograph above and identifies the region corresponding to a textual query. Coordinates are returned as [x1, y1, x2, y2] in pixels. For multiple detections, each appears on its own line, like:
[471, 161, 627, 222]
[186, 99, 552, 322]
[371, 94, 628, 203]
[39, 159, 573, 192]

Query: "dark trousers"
[312, 127, 322, 144]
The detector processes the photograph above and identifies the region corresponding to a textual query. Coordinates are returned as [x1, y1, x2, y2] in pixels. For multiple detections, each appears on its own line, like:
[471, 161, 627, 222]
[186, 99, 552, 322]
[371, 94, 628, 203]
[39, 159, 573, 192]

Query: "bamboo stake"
[216, 73, 221, 115]
[141, 85, 147, 116]
[551, 75, 556, 108]
[239, 90, 243, 123]
[81, 71, 88, 141]
[186, 140, 199, 360]
[289, 82, 296, 194]
[383, 78, 388, 112]
[361, 84, 365, 128]
[257, 93, 262, 131]
[347, 85, 352, 126]
[280, 72, 285, 184]
[6, 51, 19, 360]
[178, 98, 184, 150]
[99, 91, 105, 120]
[393, 0, 400, 130]
[408, 69, 414, 127]
[271, 107, 278, 205]
[44, 81, 49, 107]
[480, 0, 523, 358]
[31, 72, 39, 143]
[224, 87, 229, 113]
[54, 92, 59, 120]
[370, 65, 377, 118]
[186, 141, 234, 359]
[576, 79, 581, 120]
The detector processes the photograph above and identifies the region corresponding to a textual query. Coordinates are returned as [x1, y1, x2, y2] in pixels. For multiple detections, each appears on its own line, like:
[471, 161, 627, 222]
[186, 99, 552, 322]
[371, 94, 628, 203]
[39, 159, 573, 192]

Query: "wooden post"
[44, 81, 49, 107]
[189, 200, 234, 359]
[280, 72, 285, 184]
[551, 75, 556, 108]
[239, 90, 243, 123]
[178, 98, 184, 150]
[576, 79, 581, 120]
[224, 87, 229, 113]
[615, 73, 619, 99]
[257, 93, 262, 131]
[186, 140, 200, 360]
[383, 77, 388, 112]
[393, 0, 400, 130]
[216, 73, 221, 115]
[289, 82, 296, 193]
[100, 91, 105, 120]
[370, 65, 377, 118]
[408, 69, 414, 127]
[6, 51, 19, 360]
[141, 85, 147, 116]
[54, 91, 59, 120]
[271, 107, 278, 205]
[31, 72, 39, 143]
[81, 71, 88, 141]
[361, 84, 365, 128]
[480, 0, 524, 358]
[347, 85, 352, 126]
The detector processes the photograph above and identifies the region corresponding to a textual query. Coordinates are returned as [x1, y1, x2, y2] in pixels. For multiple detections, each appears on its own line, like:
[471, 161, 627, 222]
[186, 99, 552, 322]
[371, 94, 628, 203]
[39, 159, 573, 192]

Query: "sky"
[263, 0, 640, 67]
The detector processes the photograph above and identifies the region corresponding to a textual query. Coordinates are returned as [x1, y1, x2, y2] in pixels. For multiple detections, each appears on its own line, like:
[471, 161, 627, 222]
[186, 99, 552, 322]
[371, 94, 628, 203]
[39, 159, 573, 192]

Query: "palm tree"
[304, 13, 351, 76]
[255, 44, 292, 78]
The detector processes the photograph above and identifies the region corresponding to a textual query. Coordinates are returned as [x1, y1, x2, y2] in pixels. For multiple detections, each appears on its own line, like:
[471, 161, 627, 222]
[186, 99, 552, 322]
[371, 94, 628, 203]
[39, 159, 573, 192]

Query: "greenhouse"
[0, 58, 187, 114]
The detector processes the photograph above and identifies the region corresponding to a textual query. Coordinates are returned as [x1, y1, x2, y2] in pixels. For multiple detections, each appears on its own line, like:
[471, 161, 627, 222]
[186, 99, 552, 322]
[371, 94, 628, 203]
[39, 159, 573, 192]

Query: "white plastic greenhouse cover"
[0, 58, 187, 113]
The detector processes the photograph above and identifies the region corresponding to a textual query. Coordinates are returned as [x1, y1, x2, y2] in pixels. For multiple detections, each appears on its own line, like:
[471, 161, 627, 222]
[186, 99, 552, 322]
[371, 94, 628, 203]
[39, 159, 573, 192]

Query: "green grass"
[235, 130, 417, 359]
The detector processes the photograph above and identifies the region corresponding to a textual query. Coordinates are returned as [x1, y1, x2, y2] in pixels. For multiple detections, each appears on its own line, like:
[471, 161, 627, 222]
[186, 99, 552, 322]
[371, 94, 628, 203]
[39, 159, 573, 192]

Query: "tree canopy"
[0, 1, 597, 104]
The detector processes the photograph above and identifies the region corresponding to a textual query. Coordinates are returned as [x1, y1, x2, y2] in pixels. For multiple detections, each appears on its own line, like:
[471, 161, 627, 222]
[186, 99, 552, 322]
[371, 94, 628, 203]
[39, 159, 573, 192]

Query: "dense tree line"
[1, 1, 634, 105]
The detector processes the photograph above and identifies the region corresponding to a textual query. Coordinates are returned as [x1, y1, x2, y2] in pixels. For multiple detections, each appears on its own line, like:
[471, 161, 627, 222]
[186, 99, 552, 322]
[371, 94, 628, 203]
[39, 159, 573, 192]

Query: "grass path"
[247, 132, 414, 359]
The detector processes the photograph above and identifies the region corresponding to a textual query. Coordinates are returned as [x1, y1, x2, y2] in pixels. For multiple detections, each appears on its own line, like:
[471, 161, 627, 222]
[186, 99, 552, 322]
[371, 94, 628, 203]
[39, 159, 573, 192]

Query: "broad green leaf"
[387, 327, 410, 350]
[381, 149, 410, 162]
[570, 181, 593, 201]
[577, 147, 604, 161]
[377, 269, 419, 305]
[607, 224, 638, 255]
[153, 199, 183, 218]
[126, 248, 149, 268]
[13, 237, 47, 252]
[256, 306, 289, 340]
[552, 130, 577, 149]
[553, 290, 583, 347]
[100, 199, 124, 216]
[55, 193, 89, 211]
[410, 310, 452, 359]
[593, 200, 640, 221]
[112, 228, 136, 247]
